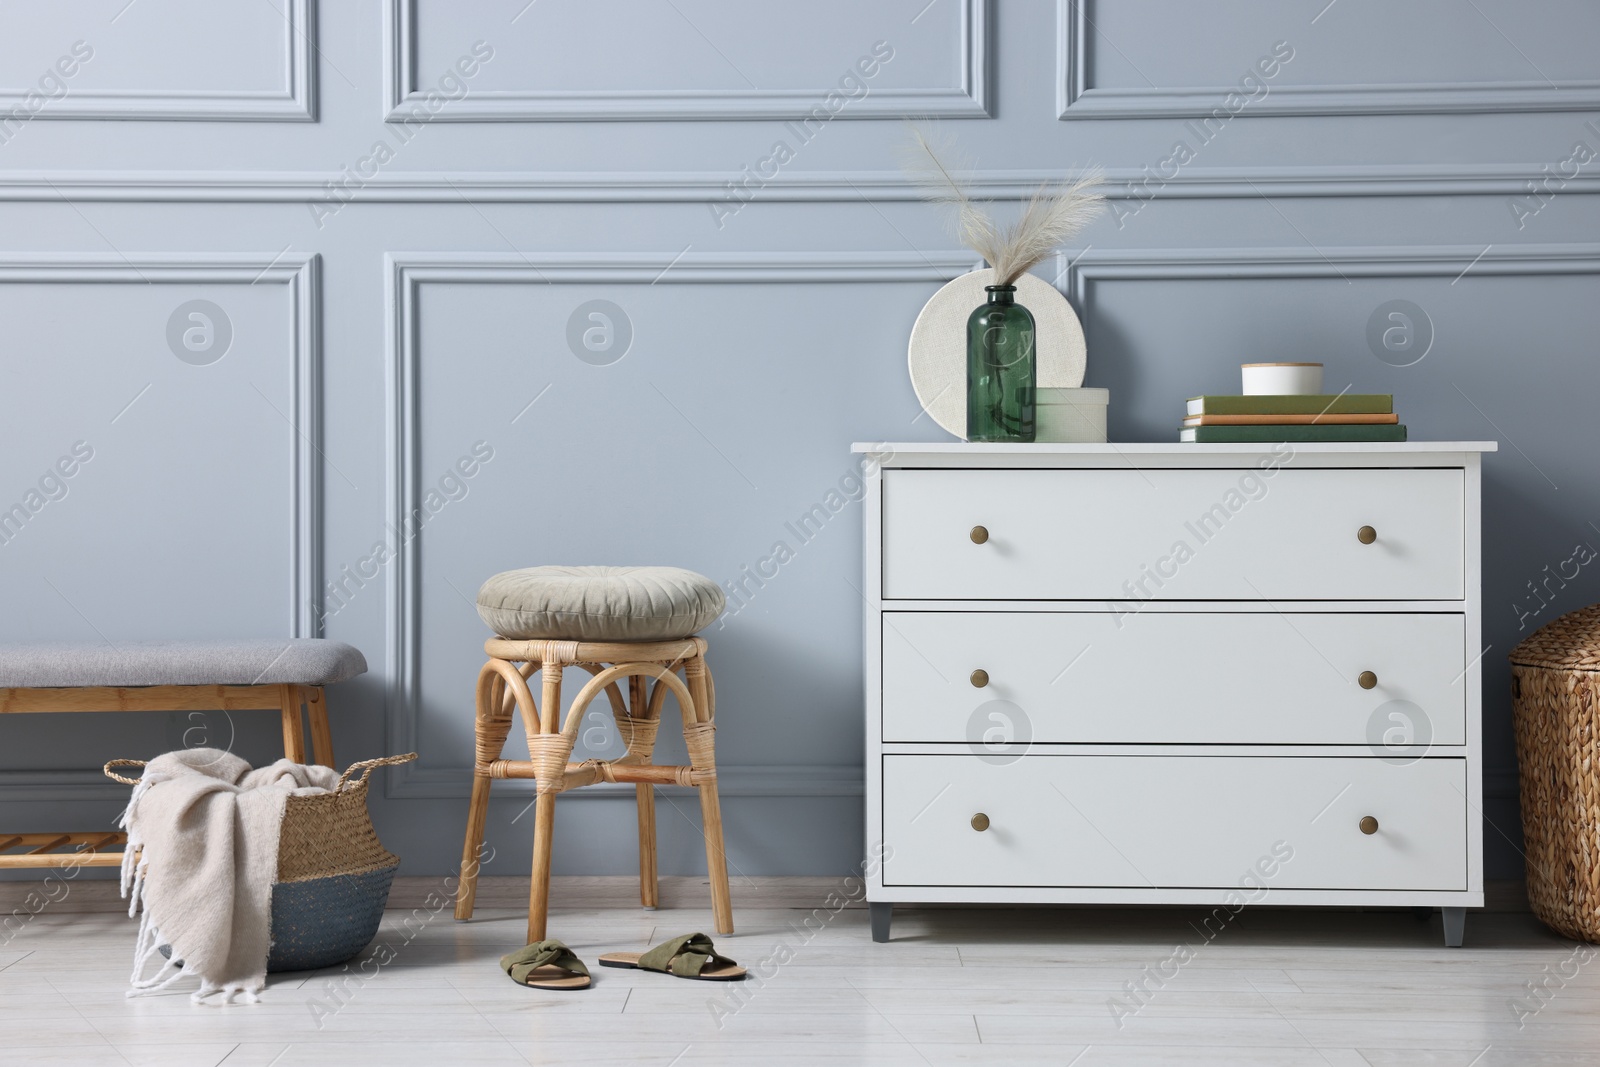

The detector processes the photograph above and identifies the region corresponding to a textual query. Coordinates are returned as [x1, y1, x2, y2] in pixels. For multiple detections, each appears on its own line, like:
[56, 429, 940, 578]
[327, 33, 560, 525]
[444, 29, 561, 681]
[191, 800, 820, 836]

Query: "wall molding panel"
[382, 251, 971, 801]
[1060, 244, 1600, 307]
[383, 0, 989, 121]
[0, 0, 316, 121]
[2, 165, 1593, 203]
[1057, 0, 1600, 119]
[0, 253, 322, 802]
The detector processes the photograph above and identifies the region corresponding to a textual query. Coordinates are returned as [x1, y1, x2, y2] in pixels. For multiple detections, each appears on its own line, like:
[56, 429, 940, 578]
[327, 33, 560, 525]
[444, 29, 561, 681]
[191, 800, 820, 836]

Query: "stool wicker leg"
[685, 653, 733, 935]
[455, 663, 519, 921]
[526, 661, 566, 944]
[629, 675, 659, 909]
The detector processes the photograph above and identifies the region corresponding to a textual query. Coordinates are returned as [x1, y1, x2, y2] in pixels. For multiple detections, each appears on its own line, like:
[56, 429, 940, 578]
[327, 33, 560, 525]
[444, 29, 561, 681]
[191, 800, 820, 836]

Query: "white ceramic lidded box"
[1242, 363, 1323, 395]
[1035, 387, 1108, 442]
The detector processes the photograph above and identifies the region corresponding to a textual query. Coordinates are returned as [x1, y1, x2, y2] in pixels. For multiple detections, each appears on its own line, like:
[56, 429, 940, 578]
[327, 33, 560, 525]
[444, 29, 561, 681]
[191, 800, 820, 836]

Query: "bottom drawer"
[882, 755, 1466, 891]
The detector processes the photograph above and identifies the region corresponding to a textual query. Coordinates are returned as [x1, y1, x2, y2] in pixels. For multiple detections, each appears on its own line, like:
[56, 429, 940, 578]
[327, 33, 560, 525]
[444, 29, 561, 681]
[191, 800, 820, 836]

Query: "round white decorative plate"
[908, 269, 1086, 440]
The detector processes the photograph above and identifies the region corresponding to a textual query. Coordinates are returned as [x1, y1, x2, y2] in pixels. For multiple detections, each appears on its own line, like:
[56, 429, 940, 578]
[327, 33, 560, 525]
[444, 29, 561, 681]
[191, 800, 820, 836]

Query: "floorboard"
[0, 877, 1586, 1065]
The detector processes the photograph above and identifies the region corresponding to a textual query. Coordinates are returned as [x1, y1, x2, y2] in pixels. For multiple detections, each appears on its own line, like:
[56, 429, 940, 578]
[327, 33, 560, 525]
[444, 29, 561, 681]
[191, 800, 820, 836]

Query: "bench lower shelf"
[0, 832, 127, 869]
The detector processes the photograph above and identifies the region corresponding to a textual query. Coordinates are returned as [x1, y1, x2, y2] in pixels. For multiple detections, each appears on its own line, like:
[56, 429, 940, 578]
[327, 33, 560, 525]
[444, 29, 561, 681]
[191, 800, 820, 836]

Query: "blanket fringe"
[126, 913, 264, 1005]
[126, 914, 186, 998]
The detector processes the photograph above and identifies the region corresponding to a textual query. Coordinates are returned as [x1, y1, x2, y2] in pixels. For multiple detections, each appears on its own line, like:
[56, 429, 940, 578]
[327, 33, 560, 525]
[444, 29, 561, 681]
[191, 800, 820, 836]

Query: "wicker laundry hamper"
[106, 752, 416, 971]
[1511, 605, 1600, 942]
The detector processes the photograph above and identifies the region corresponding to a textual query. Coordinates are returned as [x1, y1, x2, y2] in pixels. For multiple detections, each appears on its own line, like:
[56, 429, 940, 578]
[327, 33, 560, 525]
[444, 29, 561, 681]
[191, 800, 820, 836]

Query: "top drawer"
[882, 467, 1464, 601]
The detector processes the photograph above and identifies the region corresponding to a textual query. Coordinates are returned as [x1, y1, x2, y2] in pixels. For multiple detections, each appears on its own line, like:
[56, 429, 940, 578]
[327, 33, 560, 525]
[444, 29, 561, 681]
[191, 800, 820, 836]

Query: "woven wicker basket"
[1511, 605, 1600, 942]
[106, 753, 416, 972]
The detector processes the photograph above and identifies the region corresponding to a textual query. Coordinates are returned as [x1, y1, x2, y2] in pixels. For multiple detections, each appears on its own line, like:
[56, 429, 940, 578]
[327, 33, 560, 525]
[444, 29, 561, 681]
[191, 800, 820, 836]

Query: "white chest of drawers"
[857, 441, 1496, 946]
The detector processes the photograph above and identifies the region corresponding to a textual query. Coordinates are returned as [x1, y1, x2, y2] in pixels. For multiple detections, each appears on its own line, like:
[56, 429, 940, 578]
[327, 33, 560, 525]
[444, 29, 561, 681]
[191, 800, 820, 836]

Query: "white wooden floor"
[0, 877, 1594, 1066]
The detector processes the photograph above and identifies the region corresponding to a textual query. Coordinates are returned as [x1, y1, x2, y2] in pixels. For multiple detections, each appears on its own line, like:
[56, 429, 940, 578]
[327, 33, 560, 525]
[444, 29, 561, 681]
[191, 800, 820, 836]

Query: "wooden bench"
[0, 639, 366, 870]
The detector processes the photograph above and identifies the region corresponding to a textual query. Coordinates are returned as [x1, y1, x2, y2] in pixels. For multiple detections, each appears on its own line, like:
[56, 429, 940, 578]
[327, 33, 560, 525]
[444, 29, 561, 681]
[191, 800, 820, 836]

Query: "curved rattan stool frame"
[454, 636, 732, 942]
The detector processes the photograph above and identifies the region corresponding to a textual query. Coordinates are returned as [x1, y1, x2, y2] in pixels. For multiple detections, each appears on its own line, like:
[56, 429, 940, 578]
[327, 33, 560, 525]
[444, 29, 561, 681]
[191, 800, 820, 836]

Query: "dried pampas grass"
[901, 126, 1104, 286]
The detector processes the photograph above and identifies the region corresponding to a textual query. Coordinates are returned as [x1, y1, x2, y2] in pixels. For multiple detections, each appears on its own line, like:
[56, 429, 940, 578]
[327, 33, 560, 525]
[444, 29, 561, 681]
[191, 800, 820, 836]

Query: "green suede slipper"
[500, 939, 592, 990]
[598, 932, 746, 981]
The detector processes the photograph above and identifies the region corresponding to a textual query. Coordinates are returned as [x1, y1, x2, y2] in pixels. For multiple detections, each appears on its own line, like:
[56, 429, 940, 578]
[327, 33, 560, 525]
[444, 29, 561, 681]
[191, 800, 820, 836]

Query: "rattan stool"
[453, 635, 732, 942]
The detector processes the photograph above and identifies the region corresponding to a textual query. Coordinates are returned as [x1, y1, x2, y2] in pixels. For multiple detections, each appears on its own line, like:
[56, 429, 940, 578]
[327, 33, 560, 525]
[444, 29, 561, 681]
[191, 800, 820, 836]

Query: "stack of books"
[1180, 394, 1405, 443]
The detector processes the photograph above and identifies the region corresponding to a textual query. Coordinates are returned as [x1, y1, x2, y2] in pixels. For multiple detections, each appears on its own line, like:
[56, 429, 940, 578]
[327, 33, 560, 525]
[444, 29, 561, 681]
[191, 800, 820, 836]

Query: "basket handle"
[336, 752, 418, 794]
[106, 754, 419, 791]
[104, 759, 146, 786]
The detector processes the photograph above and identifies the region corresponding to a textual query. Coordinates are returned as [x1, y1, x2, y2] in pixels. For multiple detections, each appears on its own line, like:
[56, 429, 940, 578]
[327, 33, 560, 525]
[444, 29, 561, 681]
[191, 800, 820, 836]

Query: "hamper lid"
[1509, 603, 1600, 670]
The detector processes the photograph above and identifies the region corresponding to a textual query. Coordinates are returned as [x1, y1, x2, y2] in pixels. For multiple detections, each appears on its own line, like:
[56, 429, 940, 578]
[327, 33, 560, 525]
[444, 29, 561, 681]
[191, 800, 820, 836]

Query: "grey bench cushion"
[0, 639, 367, 689]
[477, 565, 725, 642]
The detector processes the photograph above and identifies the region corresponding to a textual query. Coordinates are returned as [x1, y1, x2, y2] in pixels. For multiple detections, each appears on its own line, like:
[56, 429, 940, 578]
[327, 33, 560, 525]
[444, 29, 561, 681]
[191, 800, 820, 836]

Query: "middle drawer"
[882, 611, 1465, 745]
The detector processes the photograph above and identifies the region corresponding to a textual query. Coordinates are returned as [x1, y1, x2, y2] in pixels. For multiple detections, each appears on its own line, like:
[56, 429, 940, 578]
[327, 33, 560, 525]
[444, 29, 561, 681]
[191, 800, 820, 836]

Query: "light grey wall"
[1, 0, 1596, 882]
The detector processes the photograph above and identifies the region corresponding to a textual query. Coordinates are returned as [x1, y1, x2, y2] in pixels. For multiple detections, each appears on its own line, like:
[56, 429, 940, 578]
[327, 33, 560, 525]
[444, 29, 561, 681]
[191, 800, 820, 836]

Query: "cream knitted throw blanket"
[118, 748, 339, 1004]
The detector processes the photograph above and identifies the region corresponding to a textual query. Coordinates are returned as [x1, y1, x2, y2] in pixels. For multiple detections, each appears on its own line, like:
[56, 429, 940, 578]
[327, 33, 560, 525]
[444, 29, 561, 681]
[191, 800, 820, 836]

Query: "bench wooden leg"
[304, 686, 334, 768]
[278, 683, 307, 763]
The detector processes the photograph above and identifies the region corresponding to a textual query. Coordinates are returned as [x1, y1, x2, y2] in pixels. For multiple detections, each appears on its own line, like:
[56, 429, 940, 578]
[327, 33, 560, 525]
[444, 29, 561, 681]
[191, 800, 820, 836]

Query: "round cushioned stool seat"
[476, 565, 725, 642]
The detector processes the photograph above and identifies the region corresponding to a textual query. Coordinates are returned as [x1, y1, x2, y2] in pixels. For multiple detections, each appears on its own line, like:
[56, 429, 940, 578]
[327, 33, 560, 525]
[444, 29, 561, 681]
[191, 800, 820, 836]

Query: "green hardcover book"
[1186, 394, 1393, 416]
[1180, 424, 1408, 443]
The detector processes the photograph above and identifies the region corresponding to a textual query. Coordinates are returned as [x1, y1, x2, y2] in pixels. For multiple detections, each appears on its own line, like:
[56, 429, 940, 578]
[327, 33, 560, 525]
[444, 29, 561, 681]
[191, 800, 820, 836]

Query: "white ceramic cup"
[1241, 362, 1323, 395]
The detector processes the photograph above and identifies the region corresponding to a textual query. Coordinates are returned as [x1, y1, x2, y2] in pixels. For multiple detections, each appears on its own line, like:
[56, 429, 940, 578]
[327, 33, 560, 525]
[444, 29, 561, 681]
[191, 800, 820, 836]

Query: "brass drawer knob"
[970, 669, 989, 688]
[970, 525, 989, 545]
[1358, 670, 1378, 689]
[1359, 815, 1379, 835]
[971, 813, 990, 832]
[1357, 525, 1377, 545]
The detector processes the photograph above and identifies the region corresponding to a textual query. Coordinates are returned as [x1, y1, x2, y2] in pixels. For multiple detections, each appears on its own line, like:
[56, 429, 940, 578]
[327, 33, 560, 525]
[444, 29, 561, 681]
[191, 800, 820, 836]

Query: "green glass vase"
[966, 284, 1036, 443]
